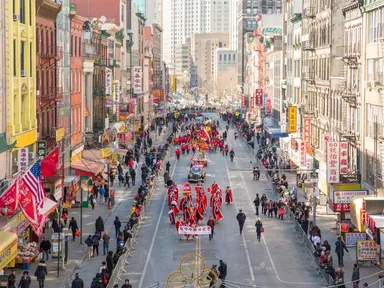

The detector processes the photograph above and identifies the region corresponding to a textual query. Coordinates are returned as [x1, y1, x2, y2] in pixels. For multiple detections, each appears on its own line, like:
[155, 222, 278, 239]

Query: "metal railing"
[106, 156, 168, 288]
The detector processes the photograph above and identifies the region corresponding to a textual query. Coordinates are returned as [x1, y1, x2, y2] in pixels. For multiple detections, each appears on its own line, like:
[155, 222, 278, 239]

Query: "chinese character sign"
[255, 89, 263, 106]
[339, 142, 348, 175]
[133, 66, 143, 94]
[327, 141, 340, 183]
[356, 240, 378, 261]
[303, 118, 311, 143]
[299, 141, 306, 167]
[280, 111, 287, 132]
[18, 147, 29, 173]
[105, 68, 112, 95]
[172, 76, 177, 93]
[288, 106, 297, 132]
[241, 94, 246, 107]
[323, 134, 330, 162]
[266, 99, 272, 114]
[37, 141, 46, 158]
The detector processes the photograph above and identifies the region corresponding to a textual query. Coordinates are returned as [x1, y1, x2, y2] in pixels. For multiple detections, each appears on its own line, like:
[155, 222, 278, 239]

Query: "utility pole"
[374, 116, 379, 197]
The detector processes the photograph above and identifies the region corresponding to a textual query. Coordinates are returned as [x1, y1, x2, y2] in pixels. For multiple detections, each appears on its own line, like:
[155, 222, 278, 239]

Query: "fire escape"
[37, 45, 63, 148]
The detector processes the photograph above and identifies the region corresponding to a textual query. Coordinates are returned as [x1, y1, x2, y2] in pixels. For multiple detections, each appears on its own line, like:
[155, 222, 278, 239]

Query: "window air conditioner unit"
[21, 70, 27, 77]
[13, 14, 20, 21]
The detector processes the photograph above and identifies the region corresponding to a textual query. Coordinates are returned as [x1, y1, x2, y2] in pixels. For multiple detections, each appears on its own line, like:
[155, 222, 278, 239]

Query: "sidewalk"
[4, 127, 172, 288]
[247, 138, 383, 287]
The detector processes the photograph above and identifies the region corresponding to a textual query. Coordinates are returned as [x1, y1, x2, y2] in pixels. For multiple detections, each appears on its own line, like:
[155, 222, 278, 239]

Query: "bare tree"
[213, 67, 237, 101]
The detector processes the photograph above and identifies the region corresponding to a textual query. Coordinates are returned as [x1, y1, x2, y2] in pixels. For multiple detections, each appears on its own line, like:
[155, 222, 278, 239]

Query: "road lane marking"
[137, 157, 178, 288]
[223, 158, 255, 282]
[228, 137, 319, 286]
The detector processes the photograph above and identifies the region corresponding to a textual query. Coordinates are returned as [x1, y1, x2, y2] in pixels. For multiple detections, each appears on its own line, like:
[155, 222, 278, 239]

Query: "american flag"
[23, 160, 46, 207]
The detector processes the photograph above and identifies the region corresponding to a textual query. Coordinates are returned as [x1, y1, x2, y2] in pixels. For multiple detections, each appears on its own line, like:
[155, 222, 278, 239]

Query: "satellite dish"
[100, 16, 106, 24]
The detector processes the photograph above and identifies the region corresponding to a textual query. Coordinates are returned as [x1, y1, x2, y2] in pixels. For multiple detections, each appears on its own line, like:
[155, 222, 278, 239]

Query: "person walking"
[335, 236, 349, 267]
[95, 216, 105, 239]
[18, 271, 31, 288]
[218, 260, 227, 287]
[255, 218, 263, 241]
[68, 217, 79, 241]
[89, 194, 95, 210]
[207, 216, 215, 240]
[334, 266, 345, 288]
[236, 209, 246, 235]
[34, 261, 47, 288]
[253, 194, 260, 216]
[71, 273, 84, 288]
[121, 279, 132, 288]
[106, 251, 114, 274]
[352, 263, 360, 288]
[130, 167, 136, 186]
[85, 235, 94, 259]
[39, 237, 51, 261]
[102, 230, 110, 255]
[8, 270, 16, 288]
[99, 185, 105, 204]
[92, 232, 100, 257]
[114, 217, 122, 238]
[208, 265, 218, 288]
[124, 171, 130, 188]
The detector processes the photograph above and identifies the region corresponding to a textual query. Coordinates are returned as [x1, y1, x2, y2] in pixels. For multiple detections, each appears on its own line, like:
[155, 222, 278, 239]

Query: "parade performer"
[188, 204, 196, 224]
[195, 203, 205, 224]
[212, 195, 224, 221]
[168, 206, 176, 224]
[175, 217, 185, 239]
[225, 186, 233, 204]
[179, 193, 190, 211]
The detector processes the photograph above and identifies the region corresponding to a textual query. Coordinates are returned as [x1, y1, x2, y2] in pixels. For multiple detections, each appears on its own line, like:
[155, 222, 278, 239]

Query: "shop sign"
[340, 223, 349, 232]
[255, 89, 263, 106]
[265, 99, 272, 114]
[299, 140, 306, 167]
[345, 232, 366, 247]
[54, 179, 63, 200]
[0, 238, 18, 270]
[326, 141, 340, 183]
[100, 147, 112, 159]
[152, 90, 161, 103]
[303, 118, 311, 143]
[18, 147, 29, 173]
[250, 96, 255, 109]
[280, 111, 287, 133]
[172, 76, 177, 93]
[160, 89, 164, 101]
[306, 155, 313, 170]
[71, 144, 84, 161]
[339, 142, 348, 174]
[105, 67, 112, 95]
[332, 190, 368, 204]
[288, 106, 297, 132]
[37, 141, 47, 158]
[56, 128, 65, 142]
[241, 95, 246, 107]
[133, 66, 143, 94]
[356, 240, 378, 261]
[1, 212, 28, 234]
[323, 134, 331, 162]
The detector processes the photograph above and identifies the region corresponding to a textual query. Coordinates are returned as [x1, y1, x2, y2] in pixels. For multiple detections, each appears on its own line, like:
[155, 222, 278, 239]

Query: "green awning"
[0, 133, 16, 153]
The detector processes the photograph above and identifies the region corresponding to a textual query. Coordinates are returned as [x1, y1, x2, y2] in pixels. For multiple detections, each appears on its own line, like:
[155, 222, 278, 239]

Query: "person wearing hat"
[71, 273, 84, 288]
[236, 209, 246, 235]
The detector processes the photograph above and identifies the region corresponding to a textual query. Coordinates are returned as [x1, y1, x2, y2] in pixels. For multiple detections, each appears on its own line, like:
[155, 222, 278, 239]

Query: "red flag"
[0, 181, 19, 215]
[41, 147, 59, 178]
[18, 179, 48, 236]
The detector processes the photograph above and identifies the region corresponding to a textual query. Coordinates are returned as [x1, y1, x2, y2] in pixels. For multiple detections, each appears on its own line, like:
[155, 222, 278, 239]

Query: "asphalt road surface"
[122, 113, 323, 288]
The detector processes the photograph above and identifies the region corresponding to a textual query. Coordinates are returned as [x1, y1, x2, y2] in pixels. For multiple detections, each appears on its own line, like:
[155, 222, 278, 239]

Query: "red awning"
[71, 158, 104, 177]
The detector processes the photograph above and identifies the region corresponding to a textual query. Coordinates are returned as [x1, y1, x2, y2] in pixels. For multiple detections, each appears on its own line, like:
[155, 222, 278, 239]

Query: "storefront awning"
[0, 232, 18, 270]
[71, 158, 105, 177]
[114, 148, 128, 155]
[264, 127, 288, 139]
[39, 198, 57, 216]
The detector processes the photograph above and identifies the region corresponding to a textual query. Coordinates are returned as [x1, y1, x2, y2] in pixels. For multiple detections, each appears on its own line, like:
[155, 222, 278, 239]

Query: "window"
[78, 37, 82, 56]
[246, 8, 251, 14]
[20, 0, 25, 24]
[75, 36, 78, 56]
[51, 31, 54, 54]
[233, 54, 235, 61]
[46, 30, 49, 54]
[121, 4, 125, 22]
[36, 29, 39, 53]
[13, 40, 16, 76]
[20, 41, 25, 72]
[71, 35, 73, 56]
[229, 54, 231, 61]
[219, 54, 222, 61]
[224, 54, 226, 61]
[30, 43, 32, 76]
[46, 70, 49, 94]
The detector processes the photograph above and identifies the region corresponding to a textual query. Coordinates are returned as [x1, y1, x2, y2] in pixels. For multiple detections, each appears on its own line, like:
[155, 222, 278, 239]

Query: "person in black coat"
[95, 216, 104, 239]
[34, 261, 48, 288]
[68, 217, 79, 241]
[8, 270, 16, 288]
[218, 260, 227, 282]
[18, 271, 31, 288]
[253, 194, 260, 215]
[71, 273, 84, 288]
[106, 251, 114, 273]
[130, 168, 136, 186]
[335, 236, 349, 267]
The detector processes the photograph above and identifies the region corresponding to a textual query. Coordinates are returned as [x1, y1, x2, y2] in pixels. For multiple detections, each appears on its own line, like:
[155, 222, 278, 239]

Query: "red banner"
[41, 147, 59, 178]
[250, 96, 255, 109]
[241, 95, 246, 107]
[152, 90, 161, 103]
[129, 99, 135, 114]
[160, 89, 164, 101]
[19, 179, 47, 236]
[266, 99, 272, 114]
[0, 181, 19, 215]
[255, 89, 263, 106]
[303, 118, 311, 143]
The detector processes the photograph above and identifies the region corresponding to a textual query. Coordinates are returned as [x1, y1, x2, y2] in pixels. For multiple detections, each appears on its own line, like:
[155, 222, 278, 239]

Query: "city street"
[122, 114, 323, 288]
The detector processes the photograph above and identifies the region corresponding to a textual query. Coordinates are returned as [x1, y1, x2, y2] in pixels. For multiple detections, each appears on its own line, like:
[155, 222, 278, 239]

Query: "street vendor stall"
[0, 232, 18, 270]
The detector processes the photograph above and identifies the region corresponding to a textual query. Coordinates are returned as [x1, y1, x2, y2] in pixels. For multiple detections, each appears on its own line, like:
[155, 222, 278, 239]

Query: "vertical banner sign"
[105, 68, 112, 95]
[324, 134, 331, 162]
[18, 148, 29, 173]
[152, 90, 161, 103]
[327, 141, 340, 183]
[265, 99, 272, 114]
[129, 98, 136, 114]
[255, 89, 263, 106]
[172, 76, 177, 93]
[303, 118, 311, 143]
[299, 140, 306, 167]
[280, 111, 287, 132]
[133, 66, 143, 94]
[250, 95, 255, 109]
[37, 141, 47, 158]
[160, 89, 164, 101]
[241, 95, 246, 107]
[288, 106, 297, 132]
[339, 142, 349, 175]
[264, 94, 268, 109]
